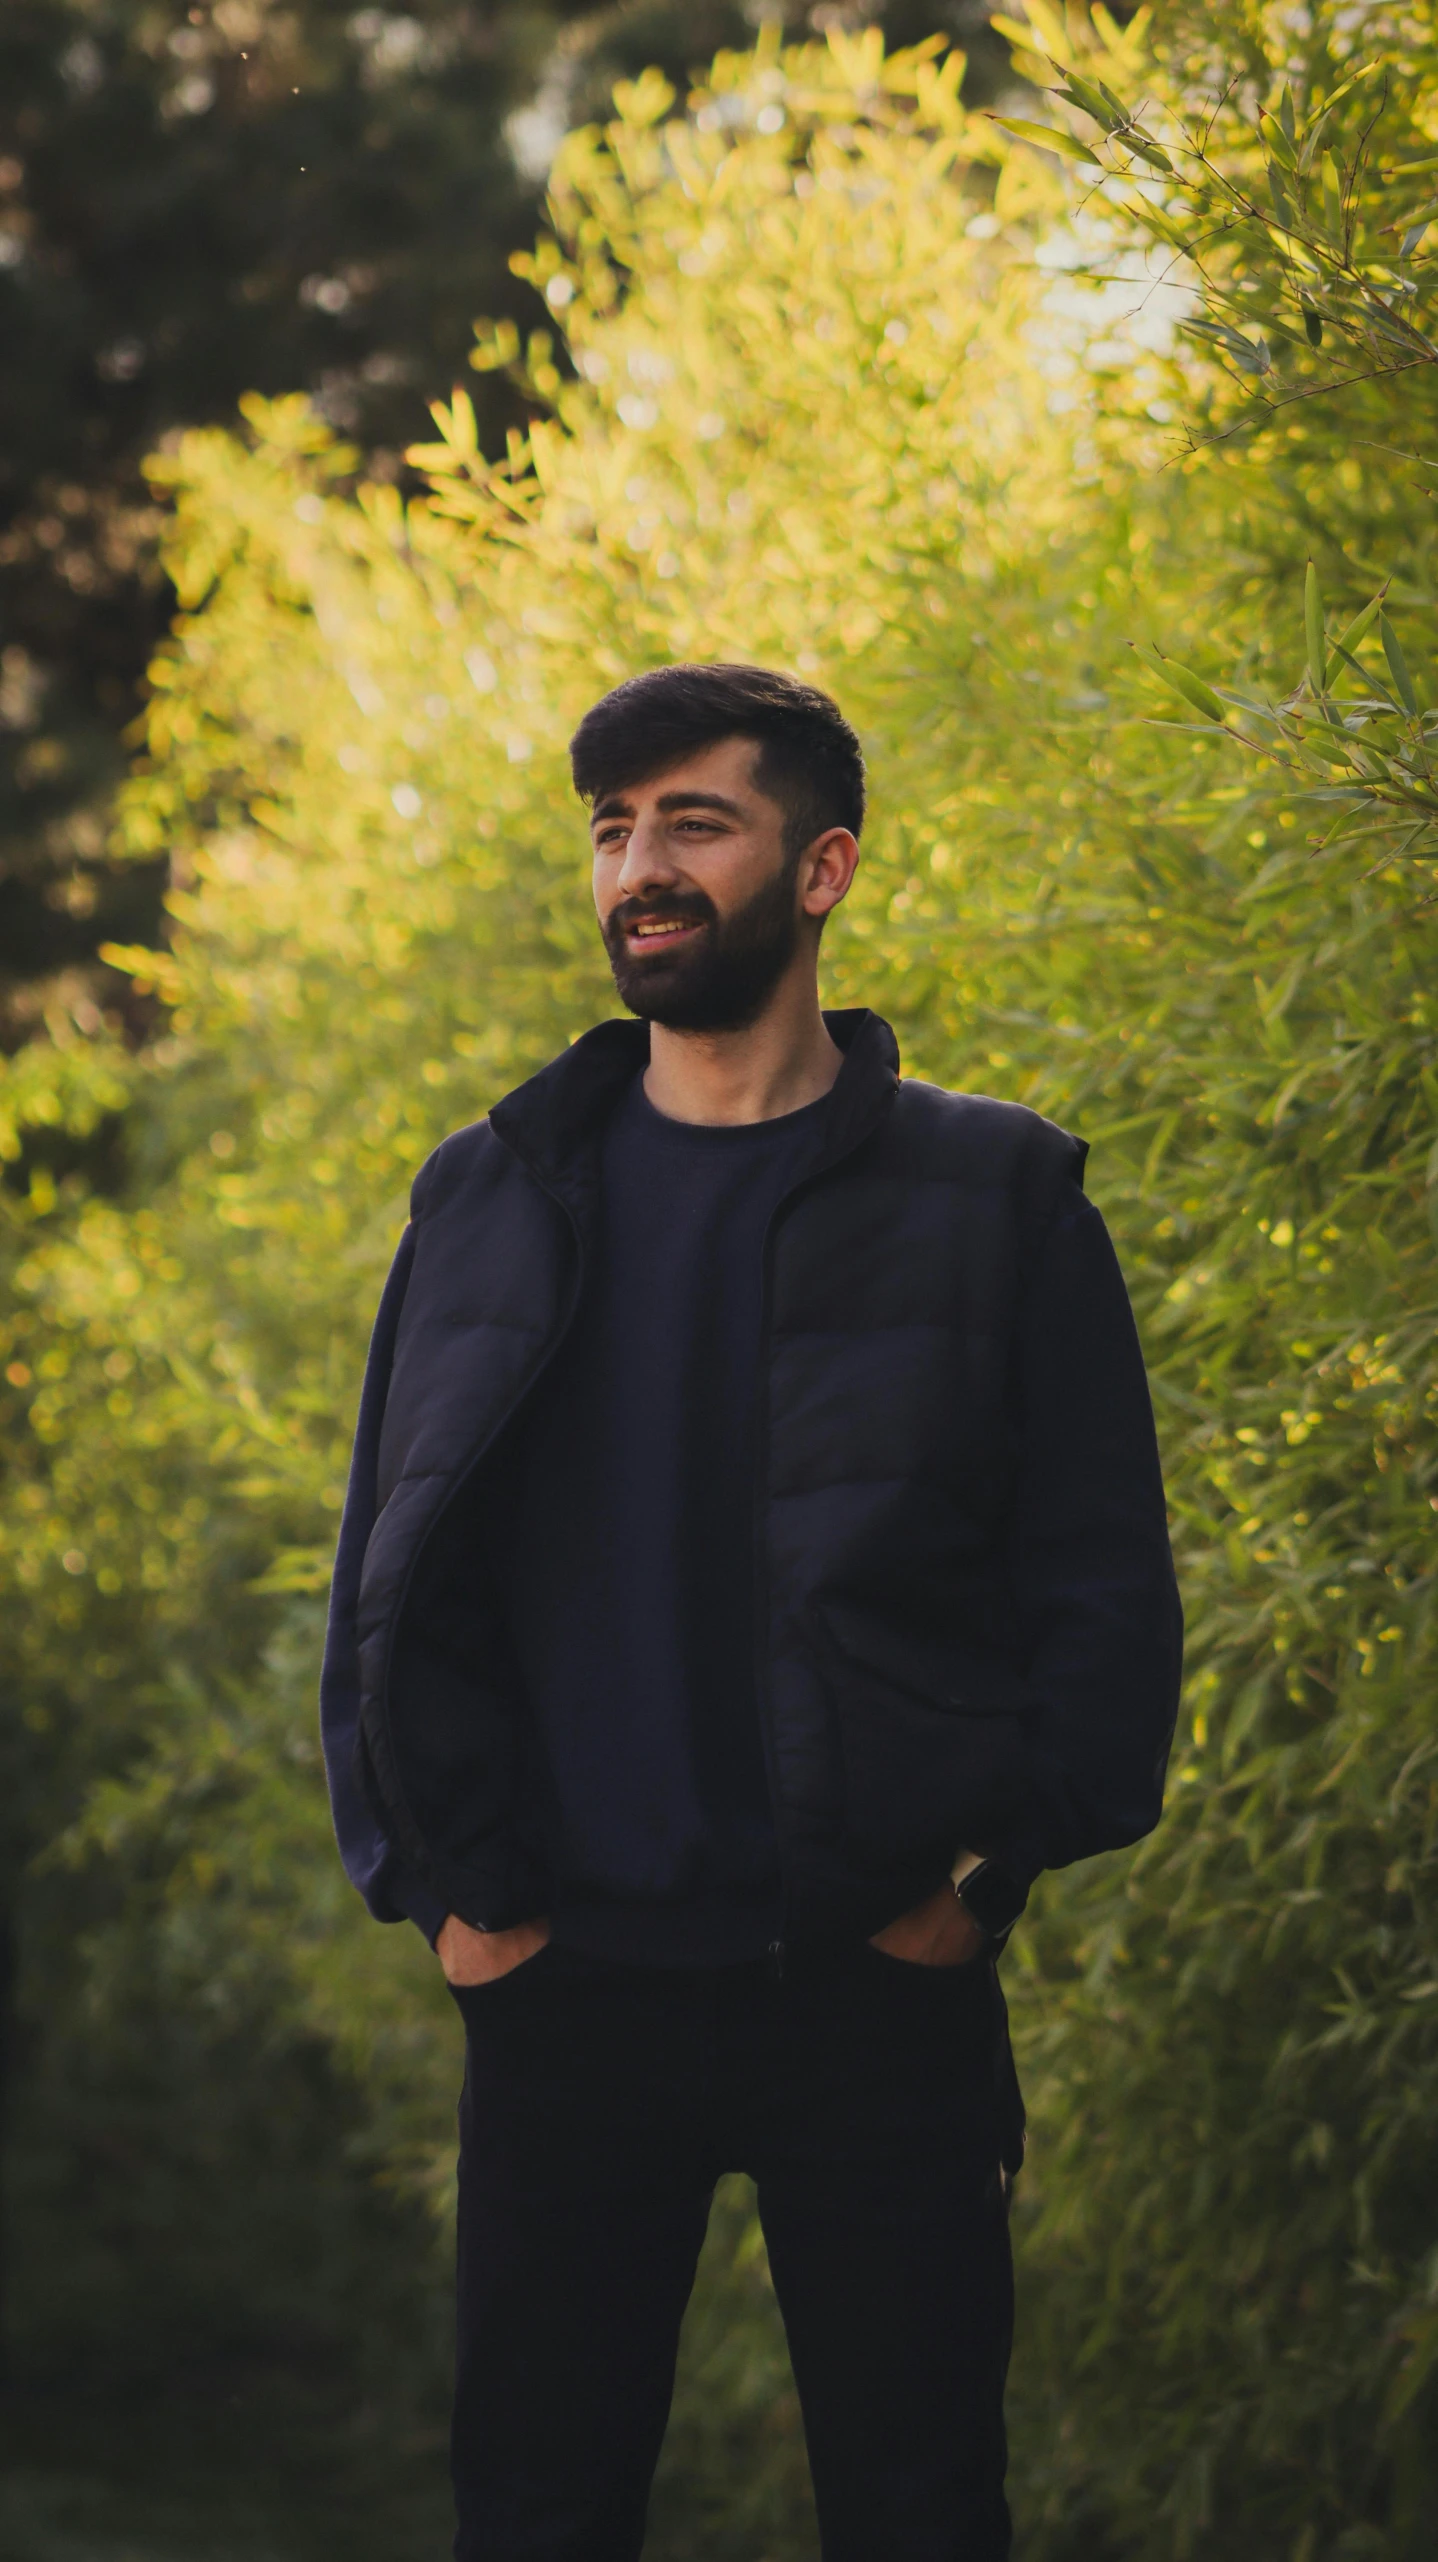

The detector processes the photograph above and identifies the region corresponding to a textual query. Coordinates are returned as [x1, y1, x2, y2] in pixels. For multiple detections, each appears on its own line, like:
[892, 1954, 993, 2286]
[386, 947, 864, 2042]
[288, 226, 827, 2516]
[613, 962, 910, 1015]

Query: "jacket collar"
[490, 1007, 901, 1196]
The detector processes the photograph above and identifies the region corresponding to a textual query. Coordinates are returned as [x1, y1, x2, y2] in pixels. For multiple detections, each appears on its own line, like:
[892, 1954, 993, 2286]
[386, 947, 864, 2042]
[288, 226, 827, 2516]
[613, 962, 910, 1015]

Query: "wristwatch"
[953, 1858, 1029, 1947]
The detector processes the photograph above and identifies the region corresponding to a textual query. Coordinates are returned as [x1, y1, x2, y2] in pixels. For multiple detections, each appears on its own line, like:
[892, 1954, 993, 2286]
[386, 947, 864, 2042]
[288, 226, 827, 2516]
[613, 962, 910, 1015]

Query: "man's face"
[590, 736, 806, 1032]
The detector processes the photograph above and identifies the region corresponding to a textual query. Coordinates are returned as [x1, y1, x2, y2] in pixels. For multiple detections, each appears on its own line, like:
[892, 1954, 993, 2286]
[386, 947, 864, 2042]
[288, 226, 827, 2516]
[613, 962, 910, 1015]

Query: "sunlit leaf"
[988, 113, 1102, 165]
[1136, 643, 1228, 721]
[1380, 613, 1421, 715]
[1305, 561, 1327, 697]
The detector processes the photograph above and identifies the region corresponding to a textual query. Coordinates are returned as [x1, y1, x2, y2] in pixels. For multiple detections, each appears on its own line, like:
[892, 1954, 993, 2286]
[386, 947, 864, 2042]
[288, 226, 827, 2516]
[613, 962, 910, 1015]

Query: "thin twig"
[1170, 356, 1428, 456]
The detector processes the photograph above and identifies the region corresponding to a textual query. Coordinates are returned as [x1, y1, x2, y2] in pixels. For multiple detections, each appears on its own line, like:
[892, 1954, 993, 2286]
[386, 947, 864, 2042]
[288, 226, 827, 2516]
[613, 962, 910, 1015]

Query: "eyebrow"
[590, 788, 748, 826]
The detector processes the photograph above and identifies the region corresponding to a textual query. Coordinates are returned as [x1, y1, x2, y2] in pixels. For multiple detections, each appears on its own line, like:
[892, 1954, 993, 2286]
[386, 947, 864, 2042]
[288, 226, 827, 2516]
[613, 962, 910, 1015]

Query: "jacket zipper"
[753, 1200, 790, 1965]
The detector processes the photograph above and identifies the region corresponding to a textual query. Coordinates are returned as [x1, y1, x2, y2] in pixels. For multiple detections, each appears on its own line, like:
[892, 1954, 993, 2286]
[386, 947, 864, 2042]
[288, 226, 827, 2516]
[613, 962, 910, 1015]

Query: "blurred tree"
[0, 0, 1015, 1059]
[0, 0, 574, 1050]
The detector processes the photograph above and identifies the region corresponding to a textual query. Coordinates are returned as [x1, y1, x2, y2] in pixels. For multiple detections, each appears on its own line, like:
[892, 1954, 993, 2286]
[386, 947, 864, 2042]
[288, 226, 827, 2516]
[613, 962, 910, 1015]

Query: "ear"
[800, 827, 860, 920]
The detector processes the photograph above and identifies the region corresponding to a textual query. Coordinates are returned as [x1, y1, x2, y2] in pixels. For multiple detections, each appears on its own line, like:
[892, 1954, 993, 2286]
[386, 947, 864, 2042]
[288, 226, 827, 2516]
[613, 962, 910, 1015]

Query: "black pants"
[451, 1941, 1016, 2562]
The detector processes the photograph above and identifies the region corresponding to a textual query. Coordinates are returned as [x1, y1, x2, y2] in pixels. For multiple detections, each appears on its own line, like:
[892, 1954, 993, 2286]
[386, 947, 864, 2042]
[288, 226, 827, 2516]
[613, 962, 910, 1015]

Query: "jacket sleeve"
[988, 1187, 1184, 1888]
[319, 1220, 448, 1945]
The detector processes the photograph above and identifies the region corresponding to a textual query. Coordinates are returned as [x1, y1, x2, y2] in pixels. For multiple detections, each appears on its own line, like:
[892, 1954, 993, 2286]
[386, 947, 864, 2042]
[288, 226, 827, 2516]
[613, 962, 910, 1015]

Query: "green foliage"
[0, 3, 1006, 1051]
[997, 0, 1438, 881]
[1, 7, 1436, 2555]
[999, 1, 1438, 426]
[0, 0, 828, 1056]
[0, 0, 540, 1035]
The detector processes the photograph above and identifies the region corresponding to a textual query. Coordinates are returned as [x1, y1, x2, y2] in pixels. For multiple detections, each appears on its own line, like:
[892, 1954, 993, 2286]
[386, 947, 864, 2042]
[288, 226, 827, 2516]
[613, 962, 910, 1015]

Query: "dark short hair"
[569, 662, 865, 856]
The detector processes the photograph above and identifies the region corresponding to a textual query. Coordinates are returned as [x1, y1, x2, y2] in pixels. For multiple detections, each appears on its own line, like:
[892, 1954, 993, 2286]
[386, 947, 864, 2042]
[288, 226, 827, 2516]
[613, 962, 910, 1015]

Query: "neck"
[642, 960, 842, 1126]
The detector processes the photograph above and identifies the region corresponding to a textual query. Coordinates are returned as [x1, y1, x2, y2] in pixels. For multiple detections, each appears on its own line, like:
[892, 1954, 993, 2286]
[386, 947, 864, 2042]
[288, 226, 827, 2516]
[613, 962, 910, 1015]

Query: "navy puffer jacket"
[321, 1010, 1182, 1947]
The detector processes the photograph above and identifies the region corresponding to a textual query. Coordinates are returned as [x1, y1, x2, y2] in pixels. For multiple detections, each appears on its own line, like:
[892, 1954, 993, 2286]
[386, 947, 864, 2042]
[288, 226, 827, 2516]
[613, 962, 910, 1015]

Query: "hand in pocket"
[437, 1913, 551, 1986]
[868, 1882, 984, 1968]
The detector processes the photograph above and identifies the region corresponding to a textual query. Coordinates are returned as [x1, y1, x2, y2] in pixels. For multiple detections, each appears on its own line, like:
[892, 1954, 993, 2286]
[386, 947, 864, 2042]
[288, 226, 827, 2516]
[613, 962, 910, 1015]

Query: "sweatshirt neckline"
[623, 1075, 833, 1146]
[489, 1007, 900, 1191]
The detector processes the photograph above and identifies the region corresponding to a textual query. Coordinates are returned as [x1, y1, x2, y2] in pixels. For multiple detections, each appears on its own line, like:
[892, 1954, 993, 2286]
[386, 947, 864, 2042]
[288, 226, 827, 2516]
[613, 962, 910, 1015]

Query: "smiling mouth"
[627, 917, 703, 945]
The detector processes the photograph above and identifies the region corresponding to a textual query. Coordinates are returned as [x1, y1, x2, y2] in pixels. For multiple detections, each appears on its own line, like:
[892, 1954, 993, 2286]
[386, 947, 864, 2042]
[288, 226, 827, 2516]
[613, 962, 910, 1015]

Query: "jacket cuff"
[389, 1871, 449, 1949]
[979, 1824, 1047, 1899]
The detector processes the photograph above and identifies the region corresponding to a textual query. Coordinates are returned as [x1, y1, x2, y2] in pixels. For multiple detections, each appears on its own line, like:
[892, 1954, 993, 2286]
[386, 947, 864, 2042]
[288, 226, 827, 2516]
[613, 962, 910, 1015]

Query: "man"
[321, 662, 1182, 2561]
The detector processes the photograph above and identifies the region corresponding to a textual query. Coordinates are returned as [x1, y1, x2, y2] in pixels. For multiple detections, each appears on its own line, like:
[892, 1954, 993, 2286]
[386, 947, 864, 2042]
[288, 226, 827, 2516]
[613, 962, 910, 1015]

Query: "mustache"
[604, 890, 716, 941]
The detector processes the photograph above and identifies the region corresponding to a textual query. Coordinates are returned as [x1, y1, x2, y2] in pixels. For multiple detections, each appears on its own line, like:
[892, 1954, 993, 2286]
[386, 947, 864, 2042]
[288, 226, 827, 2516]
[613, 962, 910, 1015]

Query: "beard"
[602, 855, 802, 1031]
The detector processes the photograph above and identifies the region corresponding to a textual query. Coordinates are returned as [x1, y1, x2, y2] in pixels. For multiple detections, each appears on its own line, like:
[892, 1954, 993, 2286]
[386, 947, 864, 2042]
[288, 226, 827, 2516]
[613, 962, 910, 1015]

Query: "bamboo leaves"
[1306, 562, 1327, 700]
[1010, 0, 1438, 882]
[1137, 565, 1436, 870]
[987, 114, 1103, 168]
[1133, 643, 1229, 723]
[1381, 613, 1421, 717]
[989, 19, 1428, 448]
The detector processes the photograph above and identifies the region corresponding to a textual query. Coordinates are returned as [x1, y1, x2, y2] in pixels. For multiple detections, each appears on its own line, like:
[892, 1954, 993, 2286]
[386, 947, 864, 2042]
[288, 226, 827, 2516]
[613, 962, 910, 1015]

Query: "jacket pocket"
[818, 1609, 1030, 1872]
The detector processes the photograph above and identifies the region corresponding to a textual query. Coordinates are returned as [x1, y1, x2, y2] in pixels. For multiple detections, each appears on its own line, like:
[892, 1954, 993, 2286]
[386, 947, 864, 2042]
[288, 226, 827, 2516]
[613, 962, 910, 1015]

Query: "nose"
[613, 815, 683, 902]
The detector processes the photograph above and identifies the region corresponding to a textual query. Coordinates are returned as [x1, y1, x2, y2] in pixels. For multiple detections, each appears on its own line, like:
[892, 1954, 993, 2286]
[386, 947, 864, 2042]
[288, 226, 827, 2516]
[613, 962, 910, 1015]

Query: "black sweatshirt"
[505, 1076, 829, 1965]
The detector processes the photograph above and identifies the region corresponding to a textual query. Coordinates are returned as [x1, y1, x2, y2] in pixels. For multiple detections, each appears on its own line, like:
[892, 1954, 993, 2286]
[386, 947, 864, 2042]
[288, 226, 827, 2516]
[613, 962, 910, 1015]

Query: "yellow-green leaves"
[989, 113, 1102, 167]
[1328, 592, 1384, 683]
[1135, 643, 1228, 723]
[1259, 106, 1299, 173]
[995, 12, 1430, 460]
[1050, 68, 1129, 135]
[1147, 563, 1435, 861]
[1381, 611, 1421, 716]
[1306, 560, 1327, 699]
[609, 68, 675, 129]
[1182, 315, 1273, 377]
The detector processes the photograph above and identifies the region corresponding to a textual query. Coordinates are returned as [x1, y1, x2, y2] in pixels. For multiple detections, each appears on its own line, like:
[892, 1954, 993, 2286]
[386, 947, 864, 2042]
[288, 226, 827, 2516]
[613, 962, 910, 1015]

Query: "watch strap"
[954, 1858, 1029, 1944]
